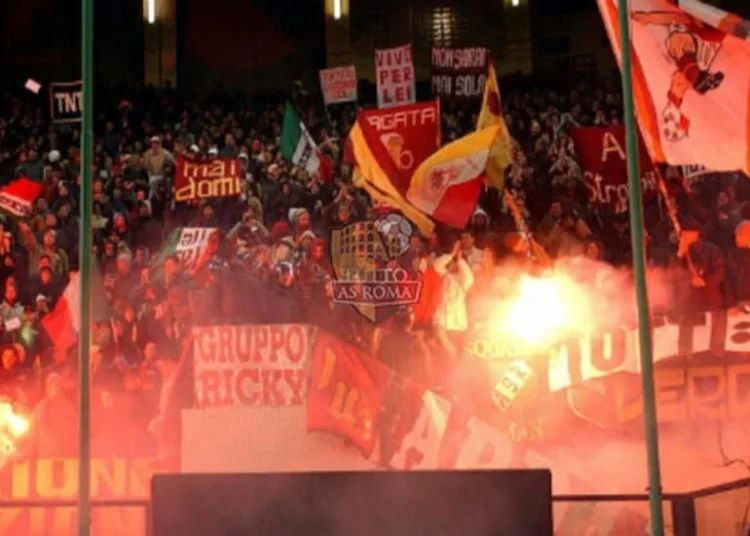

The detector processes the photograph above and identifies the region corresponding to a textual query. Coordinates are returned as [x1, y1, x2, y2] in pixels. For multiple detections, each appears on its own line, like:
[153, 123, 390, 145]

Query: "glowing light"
[148, 0, 156, 24]
[333, 0, 342, 20]
[487, 273, 593, 355]
[0, 402, 29, 457]
[511, 0, 520, 7]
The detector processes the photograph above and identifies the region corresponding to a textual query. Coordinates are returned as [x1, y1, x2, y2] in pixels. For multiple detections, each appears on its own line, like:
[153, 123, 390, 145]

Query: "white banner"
[547, 309, 750, 391]
[375, 44, 416, 109]
[182, 406, 378, 473]
[319, 65, 358, 105]
[192, 324, 311, 408]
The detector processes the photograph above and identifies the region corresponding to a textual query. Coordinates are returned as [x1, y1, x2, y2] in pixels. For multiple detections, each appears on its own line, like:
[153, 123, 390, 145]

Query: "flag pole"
[616, 0, 665, 534]
[78, 0, 93, 532]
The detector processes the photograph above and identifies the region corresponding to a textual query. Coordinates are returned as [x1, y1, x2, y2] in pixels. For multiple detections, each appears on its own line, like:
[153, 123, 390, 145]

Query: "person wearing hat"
[675, 217, 725, 312]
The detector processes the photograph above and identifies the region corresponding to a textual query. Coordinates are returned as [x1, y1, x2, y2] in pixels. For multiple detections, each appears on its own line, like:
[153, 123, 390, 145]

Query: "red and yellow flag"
[407, 125, 499, 229]
[348, 119, 436, 236]
[307, 330, 392, 457]
[476, 62, 513, 190]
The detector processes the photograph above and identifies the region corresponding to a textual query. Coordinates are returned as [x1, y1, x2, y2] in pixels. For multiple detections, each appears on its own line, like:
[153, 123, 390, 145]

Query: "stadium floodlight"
[511, 0, 520, 7]
[148, 0, 156, 24]
[334, 0, 342, 20]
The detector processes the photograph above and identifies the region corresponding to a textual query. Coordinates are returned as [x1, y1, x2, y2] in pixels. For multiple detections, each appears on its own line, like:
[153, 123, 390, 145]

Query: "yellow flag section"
[476, 62, 513, 190]
[349, 122, 435, 236]
[598, 0, 750, 174]
[407, 125, 499, 229]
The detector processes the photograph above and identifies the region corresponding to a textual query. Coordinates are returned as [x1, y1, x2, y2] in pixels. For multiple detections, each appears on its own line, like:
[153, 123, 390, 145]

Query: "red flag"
[307, 330, 392, 457]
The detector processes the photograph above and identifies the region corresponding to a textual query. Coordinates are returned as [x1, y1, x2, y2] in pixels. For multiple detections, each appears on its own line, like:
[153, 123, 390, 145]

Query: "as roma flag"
[598, 0, 750, 175]
[347, 101, 440, 236]
[307, 330, 392, 457]
[407, 125, 499, 229]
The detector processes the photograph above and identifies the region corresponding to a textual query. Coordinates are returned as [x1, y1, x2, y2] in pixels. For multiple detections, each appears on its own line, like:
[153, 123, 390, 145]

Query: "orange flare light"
[0, 401, 29, 456]
[490, 273, 593, 355]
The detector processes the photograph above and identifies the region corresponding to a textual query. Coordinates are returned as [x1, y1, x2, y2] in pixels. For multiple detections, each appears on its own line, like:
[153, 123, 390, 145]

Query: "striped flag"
[348, 121, 435, 236]
[0, 178, 43, 217]
[42, 270, 109, 351]
[476, 62, 513, 190]
[151, 227, 218, 278]
[407, 125, 499, 228]
[598, 0, 750, 175]
[281, 102, 332, 182]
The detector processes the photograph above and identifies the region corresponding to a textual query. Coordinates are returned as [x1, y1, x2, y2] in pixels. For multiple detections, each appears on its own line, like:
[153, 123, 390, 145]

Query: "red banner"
[357, 101, 440, 195]
[174, 157, 243, 203]
[431, 47, 489, 99]
[307, 330, 391, 457]
[570, 126, 657, 210]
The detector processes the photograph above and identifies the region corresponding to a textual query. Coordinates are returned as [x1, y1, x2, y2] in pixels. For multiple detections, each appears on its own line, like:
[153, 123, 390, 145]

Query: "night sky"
[1, 0, 749, 86]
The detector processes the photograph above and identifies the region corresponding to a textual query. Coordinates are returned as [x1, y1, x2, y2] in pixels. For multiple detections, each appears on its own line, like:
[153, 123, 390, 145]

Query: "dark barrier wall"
[0, 0, 143, 90]
[152, 470, 554, 536]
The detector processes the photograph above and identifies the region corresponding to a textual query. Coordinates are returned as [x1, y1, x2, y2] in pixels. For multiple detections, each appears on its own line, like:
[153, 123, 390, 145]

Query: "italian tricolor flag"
[281, 102, 332, 182]
[42, 270, 109, 351]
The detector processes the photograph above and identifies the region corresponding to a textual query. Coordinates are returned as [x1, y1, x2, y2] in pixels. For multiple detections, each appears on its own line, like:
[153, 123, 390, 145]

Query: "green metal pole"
[79, 0, 93, 532]
[616, 0, 665, 534]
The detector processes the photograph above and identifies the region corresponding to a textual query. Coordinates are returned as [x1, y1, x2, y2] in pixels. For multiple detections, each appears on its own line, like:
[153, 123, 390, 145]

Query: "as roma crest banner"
[431, 47, 489, 99]
[307, 329, 391, 457]
[597, 0, 750, 175]
[174, 157, 243, 202]
[357, 101, 440, 195]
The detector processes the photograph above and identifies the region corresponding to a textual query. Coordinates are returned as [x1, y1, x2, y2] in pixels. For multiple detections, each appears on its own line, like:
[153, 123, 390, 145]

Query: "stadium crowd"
[0, 59, 749, 459]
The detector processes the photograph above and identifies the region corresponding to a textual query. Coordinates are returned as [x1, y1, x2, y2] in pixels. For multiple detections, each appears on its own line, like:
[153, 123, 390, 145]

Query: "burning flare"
[0, 401, 29, 456]
[490, 272, 594, 355]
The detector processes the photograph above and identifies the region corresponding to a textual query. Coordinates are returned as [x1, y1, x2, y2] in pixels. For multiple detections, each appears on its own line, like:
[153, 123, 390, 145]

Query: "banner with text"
[431, 47, 489, 99]
[375, 44, 416, 109]
[193, 324, 311, 408]
[174, 157, 243, 202]
[49, 82, 83, 124]
[357, 100, 440, 195]
[307, 329, 391, 457]
[0, 458, 160, 536]
[570, 126, 657, 211]
[319, 66, 358, 105]
[173, 227, 217, 272]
